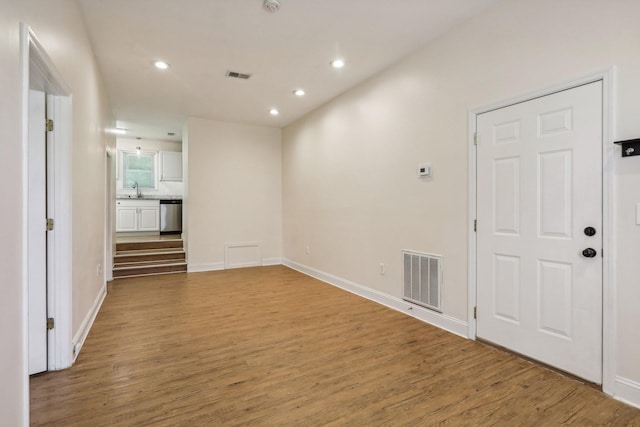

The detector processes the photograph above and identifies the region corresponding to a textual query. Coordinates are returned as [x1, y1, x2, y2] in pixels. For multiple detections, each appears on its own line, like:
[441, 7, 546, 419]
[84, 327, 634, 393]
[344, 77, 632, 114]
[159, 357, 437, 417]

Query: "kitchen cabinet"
[116, 199, 160, 232]
[116, 206, 138, 232]
[160, 151, 182, 181]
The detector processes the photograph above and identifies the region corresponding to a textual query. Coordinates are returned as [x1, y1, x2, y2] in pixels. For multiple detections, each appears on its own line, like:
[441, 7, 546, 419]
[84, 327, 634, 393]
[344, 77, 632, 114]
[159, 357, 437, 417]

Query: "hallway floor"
[30, 266, 640, 426]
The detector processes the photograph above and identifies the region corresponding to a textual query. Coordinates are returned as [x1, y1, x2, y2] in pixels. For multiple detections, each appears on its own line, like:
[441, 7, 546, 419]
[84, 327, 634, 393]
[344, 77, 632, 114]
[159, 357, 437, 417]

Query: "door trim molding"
[21, 24, 74, 421]
[467, 68, 616, 395]
[105, 148, 114, 282]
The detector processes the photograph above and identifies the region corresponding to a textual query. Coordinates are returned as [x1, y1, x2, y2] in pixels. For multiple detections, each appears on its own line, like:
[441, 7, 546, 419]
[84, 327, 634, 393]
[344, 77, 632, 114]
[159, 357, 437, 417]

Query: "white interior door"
[476, 81, 603, 383]
[28, 89, 48, 375]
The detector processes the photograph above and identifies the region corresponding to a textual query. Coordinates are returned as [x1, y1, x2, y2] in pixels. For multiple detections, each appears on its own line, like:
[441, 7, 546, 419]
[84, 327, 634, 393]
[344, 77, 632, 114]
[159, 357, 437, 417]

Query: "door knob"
[582, 248, 597, 258]
[584, 227, 596, 236]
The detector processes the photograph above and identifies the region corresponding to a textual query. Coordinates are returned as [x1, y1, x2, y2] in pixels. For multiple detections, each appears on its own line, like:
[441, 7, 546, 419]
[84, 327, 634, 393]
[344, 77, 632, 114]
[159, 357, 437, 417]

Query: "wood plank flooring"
[30, 266, 640, 426]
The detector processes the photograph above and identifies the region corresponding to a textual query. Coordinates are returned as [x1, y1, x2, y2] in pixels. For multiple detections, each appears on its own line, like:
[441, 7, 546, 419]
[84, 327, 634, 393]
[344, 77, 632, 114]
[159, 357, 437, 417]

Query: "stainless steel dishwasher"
[160, 199, 182, 234]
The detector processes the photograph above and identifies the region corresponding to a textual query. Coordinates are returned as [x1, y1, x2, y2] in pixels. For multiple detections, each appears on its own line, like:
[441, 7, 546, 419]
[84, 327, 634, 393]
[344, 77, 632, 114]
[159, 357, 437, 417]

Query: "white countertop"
[116, 195, 182, 200]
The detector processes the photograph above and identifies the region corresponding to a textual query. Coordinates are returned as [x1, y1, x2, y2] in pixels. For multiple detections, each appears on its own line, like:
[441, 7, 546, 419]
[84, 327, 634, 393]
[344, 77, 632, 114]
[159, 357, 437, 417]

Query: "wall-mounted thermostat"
[417, 162, 432, 177]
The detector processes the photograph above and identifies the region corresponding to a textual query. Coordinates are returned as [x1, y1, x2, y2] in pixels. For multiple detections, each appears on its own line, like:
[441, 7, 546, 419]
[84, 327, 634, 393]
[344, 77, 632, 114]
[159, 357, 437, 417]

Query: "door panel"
[493, 157, 520, 234]
[493, 254, 520, 323]
[476, 81, 603, 383]
[538, 150, 572, 238]
[28, 89, 47, 375]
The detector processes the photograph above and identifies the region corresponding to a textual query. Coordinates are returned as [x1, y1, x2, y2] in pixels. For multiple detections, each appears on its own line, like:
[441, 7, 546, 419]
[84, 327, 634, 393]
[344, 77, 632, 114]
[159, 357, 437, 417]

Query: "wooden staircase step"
[113, 238, 186, 279]
[116, 240, 183, 252]
[114, 251, 185, 264]
[113, 261, 187, 279]
[116, 248, 185, 256]
[114, 259, 186, 268]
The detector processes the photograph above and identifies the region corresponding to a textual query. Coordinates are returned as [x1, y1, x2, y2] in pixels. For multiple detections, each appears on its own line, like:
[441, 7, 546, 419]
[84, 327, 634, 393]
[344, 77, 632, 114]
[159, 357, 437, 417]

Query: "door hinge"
[46, 119, 54, 132]
[46, 218, 54, 231]
[474, 219, 477, 232]
[473, 306, 477, 319]
[47, 317, 54, 330]
[474, 132, 478, 145]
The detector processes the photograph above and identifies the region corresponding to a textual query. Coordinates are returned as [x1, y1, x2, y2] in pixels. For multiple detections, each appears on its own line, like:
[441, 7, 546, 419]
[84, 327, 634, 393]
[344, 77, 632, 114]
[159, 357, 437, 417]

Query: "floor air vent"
[403, 250, 442, 311]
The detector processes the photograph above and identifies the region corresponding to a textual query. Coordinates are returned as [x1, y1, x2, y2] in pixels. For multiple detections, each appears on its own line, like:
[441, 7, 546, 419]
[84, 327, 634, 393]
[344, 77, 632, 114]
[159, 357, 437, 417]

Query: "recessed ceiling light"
[330, 59, 345, 69]
[154, 61, 170, 70]
[269, 108, 280, 116]
[293, 89, 306, 97]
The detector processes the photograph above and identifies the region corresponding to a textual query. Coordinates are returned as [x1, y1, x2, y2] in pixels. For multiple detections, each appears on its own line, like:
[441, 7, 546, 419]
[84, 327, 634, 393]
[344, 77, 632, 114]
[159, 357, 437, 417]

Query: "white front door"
[476, 81, 603, 383]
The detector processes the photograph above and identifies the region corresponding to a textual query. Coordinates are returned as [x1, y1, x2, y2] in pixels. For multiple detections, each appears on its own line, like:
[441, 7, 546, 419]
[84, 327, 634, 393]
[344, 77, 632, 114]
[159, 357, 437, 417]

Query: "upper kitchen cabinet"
[160, 151, 182, 181]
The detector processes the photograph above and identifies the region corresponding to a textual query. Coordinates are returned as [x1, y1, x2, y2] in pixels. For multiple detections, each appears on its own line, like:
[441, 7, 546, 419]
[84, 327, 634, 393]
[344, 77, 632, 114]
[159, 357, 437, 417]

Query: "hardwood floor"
[31, 266, 640, 426]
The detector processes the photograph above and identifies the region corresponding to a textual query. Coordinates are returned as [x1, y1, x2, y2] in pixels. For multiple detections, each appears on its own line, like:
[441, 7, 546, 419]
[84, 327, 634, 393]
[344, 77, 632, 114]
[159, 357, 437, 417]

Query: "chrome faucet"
[133, 181, 142, 198]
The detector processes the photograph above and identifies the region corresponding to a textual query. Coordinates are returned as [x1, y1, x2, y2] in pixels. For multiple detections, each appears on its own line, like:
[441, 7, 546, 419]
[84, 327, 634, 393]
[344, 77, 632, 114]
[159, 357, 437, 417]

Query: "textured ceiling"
[76, 0, 503, 141]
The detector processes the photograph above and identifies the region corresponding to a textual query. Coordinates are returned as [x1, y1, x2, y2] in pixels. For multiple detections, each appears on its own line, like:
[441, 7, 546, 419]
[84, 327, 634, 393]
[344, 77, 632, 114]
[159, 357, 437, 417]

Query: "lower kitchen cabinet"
[116, 199, 160, 232]
[116, 206, 138, 232]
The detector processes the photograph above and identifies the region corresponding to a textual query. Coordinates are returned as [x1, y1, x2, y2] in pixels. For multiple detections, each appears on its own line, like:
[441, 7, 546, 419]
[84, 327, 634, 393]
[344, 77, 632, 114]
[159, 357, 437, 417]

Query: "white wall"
[116, 137, 183, 198]
[0, 0, 114, 424]
[186, 118, 282, 270]
[282, 0, 640, 406]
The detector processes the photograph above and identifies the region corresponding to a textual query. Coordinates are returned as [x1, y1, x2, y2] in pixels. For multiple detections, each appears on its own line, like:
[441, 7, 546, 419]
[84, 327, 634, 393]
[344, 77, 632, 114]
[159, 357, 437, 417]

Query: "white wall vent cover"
[225, 71, 252, 80]
[224, 242, 261, 269]
[403, 250, 442, 311]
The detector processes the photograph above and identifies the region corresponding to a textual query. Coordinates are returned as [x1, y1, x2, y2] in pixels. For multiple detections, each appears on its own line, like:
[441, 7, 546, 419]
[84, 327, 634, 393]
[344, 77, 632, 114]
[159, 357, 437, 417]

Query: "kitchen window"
[123, 151, 157, 189]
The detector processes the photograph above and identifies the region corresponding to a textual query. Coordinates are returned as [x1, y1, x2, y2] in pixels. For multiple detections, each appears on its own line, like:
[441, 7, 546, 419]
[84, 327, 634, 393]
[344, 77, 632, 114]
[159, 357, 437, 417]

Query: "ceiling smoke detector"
[263, 0, 280, 13]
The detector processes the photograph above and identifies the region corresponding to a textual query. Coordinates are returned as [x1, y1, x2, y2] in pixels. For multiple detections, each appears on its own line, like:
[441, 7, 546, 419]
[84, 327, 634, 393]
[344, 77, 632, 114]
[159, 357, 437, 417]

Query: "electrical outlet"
[379, 263, 385, 275]
[305, 245, 310, 255]
[97, 263, 102, 277]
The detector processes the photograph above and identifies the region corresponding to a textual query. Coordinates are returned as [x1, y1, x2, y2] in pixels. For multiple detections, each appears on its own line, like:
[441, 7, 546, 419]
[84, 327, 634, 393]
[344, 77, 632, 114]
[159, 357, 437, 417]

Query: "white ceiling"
[76, 0, 503, 141]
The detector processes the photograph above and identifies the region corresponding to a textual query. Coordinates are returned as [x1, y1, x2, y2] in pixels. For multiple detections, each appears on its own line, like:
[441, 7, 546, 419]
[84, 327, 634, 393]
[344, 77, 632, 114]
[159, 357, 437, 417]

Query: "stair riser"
[116, 241, 183, 252]
[115, 253, 185, 263]
[113, 264, 187, 278]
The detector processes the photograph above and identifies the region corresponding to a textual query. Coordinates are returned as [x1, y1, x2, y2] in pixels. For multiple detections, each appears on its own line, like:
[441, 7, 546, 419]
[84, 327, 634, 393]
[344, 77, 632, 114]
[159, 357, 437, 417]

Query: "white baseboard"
[71, 284, 107, 363]
[189, 258, 283, 272]
[187, 262, 225, 273]
[283, 258, 468, 338]
[226, 261, 261, 269]
[614, 376, 640, 409]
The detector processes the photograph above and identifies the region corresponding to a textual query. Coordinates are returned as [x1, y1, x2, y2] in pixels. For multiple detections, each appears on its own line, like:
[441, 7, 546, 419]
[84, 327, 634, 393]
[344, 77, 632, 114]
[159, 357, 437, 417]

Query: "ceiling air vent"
[226, 71, 252, 80]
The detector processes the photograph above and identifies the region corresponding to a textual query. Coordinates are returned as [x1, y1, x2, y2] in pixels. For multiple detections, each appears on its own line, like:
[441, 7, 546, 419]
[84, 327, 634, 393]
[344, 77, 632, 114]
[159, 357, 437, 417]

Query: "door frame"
[21, 22, 73, 405]
[105, 148, 115, 282]
[467, 69, 616, 394]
